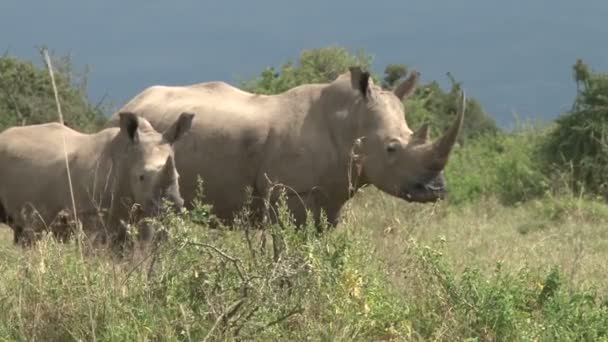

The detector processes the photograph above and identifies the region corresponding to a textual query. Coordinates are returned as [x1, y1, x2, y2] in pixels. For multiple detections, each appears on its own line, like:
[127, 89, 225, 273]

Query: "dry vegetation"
[347, 188, 608, 292]
[1, 185, 607, 341]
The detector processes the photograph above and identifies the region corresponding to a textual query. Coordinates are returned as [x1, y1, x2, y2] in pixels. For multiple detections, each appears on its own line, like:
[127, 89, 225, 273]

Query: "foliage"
[382, 63, 408, 89]
[405, 240, 608, 341]
[542, 60, 608, 198]
[241, 46, 372, 95]
[444, 126, 549, 205]
[0, 50, 105, 133]
[405, 72, 500, 144]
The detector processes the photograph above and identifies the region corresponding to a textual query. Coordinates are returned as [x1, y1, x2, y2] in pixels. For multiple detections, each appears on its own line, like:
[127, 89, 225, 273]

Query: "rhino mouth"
[400, 175, 447, 203]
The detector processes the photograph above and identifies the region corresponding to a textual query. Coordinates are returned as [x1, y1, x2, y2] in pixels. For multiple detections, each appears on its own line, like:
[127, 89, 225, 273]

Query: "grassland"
[1, 184, 607, 341]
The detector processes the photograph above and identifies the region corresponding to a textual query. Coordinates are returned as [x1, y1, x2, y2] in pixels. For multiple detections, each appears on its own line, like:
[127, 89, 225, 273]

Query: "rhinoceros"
[0, 112, 194, 244]
[105, 67, 465, 227]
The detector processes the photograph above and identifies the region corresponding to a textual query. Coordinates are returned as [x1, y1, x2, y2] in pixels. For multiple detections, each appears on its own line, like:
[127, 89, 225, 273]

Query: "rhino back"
[0, 123, 105, 224]
[110, 81, 341, 220]
[111, 83, 274, 218]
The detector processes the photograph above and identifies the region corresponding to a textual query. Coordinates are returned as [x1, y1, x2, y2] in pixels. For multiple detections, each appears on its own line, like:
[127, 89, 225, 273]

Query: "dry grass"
[3, 189, 608, 292]
[1, 189, 607, 340]
[344, 187, 608, 292]
[0, 225, 11, 248]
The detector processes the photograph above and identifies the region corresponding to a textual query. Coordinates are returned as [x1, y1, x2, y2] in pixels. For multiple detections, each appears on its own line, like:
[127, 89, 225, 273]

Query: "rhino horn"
[430, 90, 466, 168]
[161, 156, 176, 182]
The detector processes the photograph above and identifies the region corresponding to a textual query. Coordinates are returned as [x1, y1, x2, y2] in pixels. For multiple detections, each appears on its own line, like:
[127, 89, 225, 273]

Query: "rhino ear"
[119, 112, 139, 142]
[163, 112, 195, 144]
[394, 71, 420, 100]
[349, 66, 371, 99]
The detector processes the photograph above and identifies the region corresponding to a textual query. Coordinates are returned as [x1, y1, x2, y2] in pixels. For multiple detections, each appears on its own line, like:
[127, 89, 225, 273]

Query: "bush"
[445, 127, 549, 205]
[403, 239, 608, 340]
[405, 74, 499, 145]
[241, 46, 372, 95]
[0, 51, 105, 133]
[542, 61, 608, 197]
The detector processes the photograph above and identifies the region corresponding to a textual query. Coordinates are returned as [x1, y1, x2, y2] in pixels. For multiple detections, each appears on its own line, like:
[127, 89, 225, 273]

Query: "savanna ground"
[1, 48, 608, 341]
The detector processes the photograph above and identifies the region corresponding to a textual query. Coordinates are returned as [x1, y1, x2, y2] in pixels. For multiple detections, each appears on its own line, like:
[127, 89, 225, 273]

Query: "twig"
[252, 307, 303, 334]
[93, 92, 108, 112]
[121, 247, 157, 285]
[231, 305, 260, 338]
[202, 299, 244, 342]
[224, 299, 245, 324]
[185, 241, 247, 282]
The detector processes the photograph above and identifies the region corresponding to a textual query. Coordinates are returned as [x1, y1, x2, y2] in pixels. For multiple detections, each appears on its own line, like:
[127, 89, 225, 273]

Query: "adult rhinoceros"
[0, 112, 194, 244]
[105, 67, 464, 227]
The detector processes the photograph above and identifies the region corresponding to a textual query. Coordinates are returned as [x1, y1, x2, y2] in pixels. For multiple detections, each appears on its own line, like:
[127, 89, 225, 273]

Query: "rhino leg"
[0, 200, 25, 244]
[0, 199, 7, 225]
[265, 191, 320, 229]
[12, 221, 36, 247]
[49, 210, 74, 243]
[12, 224, 23, 244]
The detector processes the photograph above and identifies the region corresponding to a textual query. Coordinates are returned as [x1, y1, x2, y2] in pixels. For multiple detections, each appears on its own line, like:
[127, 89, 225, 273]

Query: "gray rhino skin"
[0, 112, 194, 244]
[105, 67, 465, 227]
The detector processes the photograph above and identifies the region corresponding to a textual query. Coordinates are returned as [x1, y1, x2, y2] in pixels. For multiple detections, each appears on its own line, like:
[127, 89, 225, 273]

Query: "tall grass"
[42, 48, 97, 341]
[1, 186, 608, 341]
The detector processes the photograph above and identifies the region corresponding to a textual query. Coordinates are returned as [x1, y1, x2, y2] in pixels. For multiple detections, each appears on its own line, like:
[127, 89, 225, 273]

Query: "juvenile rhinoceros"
[105, 67, 465, 227]
[0, 112, 194, 244]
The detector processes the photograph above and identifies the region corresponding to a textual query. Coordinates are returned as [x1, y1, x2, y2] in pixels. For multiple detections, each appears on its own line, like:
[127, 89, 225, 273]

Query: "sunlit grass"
[0, 189, 607, 341]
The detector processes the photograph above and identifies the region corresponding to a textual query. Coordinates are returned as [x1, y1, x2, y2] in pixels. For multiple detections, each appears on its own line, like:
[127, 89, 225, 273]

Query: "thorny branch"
[202, 299, 244, 342]
[252, 306, 303, 334]
[184, 241, 247, 283]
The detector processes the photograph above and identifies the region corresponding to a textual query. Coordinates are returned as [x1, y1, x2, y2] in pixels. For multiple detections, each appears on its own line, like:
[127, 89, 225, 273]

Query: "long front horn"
[432, 90, 466, 167]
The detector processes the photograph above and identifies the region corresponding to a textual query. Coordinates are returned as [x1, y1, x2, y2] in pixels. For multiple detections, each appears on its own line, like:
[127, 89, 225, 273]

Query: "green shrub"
[241, 46, 372, 95]
[542, 61, 608, 197]
[402, 239, 608, 341]
[445, 128, 549, 205]
[406, 74, 499, 145]
[0, 52, 105, 133]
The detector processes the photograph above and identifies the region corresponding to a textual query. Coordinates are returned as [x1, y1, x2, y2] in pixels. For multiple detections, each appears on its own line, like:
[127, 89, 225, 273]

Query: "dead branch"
[203, 299, 245, 342]
[252, 306, 303, 334]
[184, 241, 247, 283]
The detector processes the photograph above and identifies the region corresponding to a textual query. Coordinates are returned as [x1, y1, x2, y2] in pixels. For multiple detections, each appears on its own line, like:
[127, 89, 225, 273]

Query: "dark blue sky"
[2, 0, 607, 128]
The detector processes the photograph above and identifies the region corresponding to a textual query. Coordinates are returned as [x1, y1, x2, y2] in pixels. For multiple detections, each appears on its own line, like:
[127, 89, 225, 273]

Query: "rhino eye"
[139, 175, 145, 182]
